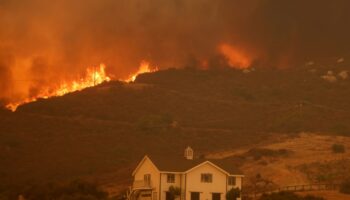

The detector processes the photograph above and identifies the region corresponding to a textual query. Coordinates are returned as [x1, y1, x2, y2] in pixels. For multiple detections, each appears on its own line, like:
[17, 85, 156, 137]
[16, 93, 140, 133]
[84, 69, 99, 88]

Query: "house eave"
[228, 174, 245, 177]
[132, 156, 244, 177]
[160, 171, 184, 174]
[132, 155, 160, 176]
[185, 161, 231, 176]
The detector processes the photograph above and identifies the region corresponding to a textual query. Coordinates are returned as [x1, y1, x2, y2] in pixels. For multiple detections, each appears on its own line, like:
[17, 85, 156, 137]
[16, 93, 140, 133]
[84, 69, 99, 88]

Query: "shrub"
[226, 188, 240, 200]
[168, 186, 181, 200]
[246, 148, 289, 160]
[136, 114, 174, 132]
[20, 180, 108, 200]
[170, 186, 181, 196]
[340, 179, 350, 194]
[331, 143, 345, 154]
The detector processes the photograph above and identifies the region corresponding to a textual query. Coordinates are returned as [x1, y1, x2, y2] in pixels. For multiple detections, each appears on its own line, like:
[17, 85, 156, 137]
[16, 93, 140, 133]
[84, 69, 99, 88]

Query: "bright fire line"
[5, 61, 157, 111]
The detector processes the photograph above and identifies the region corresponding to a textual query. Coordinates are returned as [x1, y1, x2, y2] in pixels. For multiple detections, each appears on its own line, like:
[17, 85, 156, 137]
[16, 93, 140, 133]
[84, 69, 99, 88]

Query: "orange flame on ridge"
[5, 61, 158, 111]
[6, 64, 111, 111]
[126, 61, 158, 82]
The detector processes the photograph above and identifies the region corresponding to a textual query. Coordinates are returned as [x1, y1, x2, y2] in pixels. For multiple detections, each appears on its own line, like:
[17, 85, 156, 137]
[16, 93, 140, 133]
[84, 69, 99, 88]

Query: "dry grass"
[297, 191, 350, 200]
[264, 133, 350, 165]
[207, 133, 350, 187]
[205, 134, 287, 159]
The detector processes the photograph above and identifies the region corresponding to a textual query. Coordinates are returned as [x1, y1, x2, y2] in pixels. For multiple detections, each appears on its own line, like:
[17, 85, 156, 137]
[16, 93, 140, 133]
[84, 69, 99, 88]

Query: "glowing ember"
[126, 61, 158, 82]
[6, 64, 111, 111]
[219, 44, 252, 69]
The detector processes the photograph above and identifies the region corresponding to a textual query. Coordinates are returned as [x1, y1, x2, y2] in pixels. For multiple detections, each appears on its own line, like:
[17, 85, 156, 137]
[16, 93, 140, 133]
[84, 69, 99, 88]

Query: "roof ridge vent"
[184, 146, 194, 160]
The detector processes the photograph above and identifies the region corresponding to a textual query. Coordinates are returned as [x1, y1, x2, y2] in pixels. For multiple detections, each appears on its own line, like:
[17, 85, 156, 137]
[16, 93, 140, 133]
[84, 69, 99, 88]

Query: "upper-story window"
[228, 177, 236, 186]
[167, 174, 175, 183]
[201, 173, 213, 183]
[144, 174, 151, 185]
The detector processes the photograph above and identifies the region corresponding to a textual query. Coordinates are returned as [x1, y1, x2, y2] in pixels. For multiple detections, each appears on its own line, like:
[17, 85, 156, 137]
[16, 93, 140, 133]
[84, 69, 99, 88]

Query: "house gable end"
[184, 161, 231, 200]
[132, 155, 160, 176]
[185, 161, 230, 176]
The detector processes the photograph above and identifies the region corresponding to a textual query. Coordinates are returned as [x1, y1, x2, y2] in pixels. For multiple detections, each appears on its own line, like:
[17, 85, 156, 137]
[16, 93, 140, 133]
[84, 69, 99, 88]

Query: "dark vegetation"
[331, 143, 346, 153]
[244, 174, 277, 196]
[259, 192, 325, 200]
[1, 63, 350, 196]
[244, 148, 290, 161]
[167, 186, 181, 200]
[0, 180, 108, 200]
[226, 188, 240, 200]
[298, 159, 350, 183]
[229, 148, 291, 168]
[340, 179, 350, 194]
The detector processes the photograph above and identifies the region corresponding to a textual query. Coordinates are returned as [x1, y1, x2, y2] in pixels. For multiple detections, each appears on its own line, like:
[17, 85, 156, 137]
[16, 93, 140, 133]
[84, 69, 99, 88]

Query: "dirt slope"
[207, 133, 350, 186]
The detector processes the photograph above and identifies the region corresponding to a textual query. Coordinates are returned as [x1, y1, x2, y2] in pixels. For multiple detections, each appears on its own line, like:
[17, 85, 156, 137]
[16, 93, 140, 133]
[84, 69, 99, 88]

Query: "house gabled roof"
[144, 154, 242, 176]
[185, 161, 237, 176]
[132, 155, 159, 176]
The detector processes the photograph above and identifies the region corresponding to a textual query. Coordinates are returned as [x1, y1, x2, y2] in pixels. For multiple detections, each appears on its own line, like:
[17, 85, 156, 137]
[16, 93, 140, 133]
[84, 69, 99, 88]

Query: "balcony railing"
[132, 180, 152, 189]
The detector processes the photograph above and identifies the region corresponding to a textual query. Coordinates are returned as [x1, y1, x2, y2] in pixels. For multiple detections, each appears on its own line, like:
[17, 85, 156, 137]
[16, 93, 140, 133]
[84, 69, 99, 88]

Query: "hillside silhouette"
[1, 63, 350, 191]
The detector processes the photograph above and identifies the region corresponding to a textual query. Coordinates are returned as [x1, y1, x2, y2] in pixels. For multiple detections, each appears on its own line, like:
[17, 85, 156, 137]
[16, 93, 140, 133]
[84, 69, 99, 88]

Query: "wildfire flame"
[6, 64, 111, 111]
[219, 44, 252, 69]
[5, 61, 158, 111]
[126, 61, 158, 82]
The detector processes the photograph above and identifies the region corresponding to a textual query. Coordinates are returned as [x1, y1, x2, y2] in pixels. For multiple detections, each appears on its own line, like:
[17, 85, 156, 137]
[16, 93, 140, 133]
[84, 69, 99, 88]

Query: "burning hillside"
[126, 61, 158, 82]
[5, 61, 156, 111]
[1, 0, 350, 108]
[4, 64, 111, 111]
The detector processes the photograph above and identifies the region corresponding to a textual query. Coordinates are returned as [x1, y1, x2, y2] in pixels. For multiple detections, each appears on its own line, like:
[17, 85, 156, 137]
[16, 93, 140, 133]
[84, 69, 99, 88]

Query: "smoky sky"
[0, 0, 350, 104]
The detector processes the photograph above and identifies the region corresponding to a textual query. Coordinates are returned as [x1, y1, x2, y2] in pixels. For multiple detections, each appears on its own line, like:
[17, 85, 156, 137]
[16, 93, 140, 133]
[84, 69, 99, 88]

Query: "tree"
[245, 174, 277, 198]
[168, 186, 181, 200]
[226, 188, 240, 200]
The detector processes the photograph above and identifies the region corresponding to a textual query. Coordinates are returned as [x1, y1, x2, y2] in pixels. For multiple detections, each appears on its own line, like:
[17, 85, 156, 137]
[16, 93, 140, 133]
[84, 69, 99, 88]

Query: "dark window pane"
[201, 173, 213, 183]
[167, 174, 175, 183]
[191, 192, 200, 200]
[228, 177, 236, 185]
[212, 193, 221, 200]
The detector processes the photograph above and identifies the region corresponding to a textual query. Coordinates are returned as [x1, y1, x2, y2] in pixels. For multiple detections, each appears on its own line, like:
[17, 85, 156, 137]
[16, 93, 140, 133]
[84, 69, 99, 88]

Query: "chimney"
[184, 146, 194, 160]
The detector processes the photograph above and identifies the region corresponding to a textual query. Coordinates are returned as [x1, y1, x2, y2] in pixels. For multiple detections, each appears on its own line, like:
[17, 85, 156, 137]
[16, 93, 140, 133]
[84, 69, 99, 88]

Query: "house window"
[228, 177, 236, 186]
[144, 174, 151, 185]
[167, 174, 175, 183]
[201, 173, 213, 183]
[191, 192, 200, 200]
[212, 193, 221, 200]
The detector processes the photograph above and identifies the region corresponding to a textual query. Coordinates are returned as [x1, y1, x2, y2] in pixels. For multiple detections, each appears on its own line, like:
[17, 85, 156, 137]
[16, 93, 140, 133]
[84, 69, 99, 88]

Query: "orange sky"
[1, 0, 350, 106]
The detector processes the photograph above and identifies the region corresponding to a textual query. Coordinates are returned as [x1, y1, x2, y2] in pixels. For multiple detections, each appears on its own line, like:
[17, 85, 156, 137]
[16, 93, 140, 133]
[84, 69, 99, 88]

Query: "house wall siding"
[181, 174, 186, 200]
[227, 177, 242, 191]
[134, 158, 161, 200]
[160, 173, 182, 200]
[132, 158, 243, 200]
[185, 163, 227, 200]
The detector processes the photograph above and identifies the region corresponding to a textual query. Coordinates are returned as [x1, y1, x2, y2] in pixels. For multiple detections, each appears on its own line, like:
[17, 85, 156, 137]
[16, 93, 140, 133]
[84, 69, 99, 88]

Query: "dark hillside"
[1, 64, 350, 192]
[16, 65, 350, 134]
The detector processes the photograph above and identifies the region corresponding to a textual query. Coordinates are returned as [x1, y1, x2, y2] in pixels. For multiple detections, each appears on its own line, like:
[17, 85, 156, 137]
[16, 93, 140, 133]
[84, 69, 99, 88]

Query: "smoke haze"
[1, 0, 350, 105]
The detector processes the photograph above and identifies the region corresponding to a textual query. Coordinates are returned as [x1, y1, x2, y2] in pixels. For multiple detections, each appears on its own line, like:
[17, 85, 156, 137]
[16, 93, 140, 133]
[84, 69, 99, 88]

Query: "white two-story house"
[127, 147, 243, 200]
